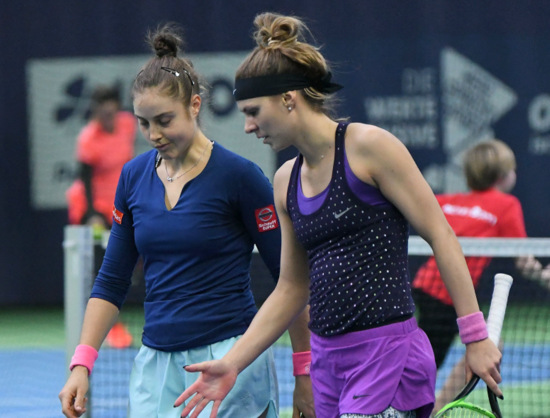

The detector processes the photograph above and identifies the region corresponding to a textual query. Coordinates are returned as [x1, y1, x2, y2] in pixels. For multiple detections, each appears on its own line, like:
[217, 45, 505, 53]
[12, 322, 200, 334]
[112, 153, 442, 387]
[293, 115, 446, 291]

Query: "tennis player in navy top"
[59, 22, 313, 418]
[175, 12, 503, 418]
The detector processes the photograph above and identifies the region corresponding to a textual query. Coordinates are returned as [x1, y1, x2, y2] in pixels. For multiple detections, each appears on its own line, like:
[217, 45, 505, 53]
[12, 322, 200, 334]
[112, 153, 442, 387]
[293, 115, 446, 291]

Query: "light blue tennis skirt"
[128, 336, 279, 417]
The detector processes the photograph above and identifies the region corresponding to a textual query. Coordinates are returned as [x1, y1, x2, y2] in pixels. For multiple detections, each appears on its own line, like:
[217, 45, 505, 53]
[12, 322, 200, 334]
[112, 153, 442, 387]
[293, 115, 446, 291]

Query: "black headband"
[233, 72, 343, 101]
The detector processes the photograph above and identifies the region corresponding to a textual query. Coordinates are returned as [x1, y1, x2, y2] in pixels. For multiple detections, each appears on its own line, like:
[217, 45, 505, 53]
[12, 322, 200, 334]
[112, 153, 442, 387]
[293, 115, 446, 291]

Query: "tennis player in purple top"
[175, 12, 503, 418]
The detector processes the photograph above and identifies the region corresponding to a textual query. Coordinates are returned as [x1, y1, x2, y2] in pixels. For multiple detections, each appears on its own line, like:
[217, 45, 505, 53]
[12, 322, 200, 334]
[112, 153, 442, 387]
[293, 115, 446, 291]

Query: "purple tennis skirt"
[310, 317, 436, 417]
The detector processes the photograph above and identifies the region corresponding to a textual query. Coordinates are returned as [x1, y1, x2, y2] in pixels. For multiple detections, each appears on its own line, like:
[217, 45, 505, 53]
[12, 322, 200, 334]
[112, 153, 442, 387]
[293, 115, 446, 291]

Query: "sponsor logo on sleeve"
[255, 204, 279, 232]
[112, 205, 124, 224]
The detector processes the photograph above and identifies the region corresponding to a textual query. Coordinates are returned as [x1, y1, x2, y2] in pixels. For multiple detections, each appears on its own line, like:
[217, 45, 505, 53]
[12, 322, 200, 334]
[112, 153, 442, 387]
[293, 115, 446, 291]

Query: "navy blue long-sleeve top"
[91, 143, 281, 351]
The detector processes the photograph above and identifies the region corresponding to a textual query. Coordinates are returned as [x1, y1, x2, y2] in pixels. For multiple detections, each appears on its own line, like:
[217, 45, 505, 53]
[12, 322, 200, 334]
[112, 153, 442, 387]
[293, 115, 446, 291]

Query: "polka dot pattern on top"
[286, 122, 415, 337]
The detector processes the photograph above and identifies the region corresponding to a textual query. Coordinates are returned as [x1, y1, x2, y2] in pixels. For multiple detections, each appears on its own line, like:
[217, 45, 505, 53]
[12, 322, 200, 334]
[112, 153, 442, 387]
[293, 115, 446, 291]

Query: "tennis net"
[64, 226, 550, 417]
[409, 236, 550, 417]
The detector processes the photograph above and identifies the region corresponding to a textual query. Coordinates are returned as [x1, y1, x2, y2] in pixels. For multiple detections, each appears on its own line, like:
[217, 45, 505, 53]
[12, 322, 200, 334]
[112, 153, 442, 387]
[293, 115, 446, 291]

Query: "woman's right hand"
[174, 359, 238, 418]
[59, 366, 90, 417]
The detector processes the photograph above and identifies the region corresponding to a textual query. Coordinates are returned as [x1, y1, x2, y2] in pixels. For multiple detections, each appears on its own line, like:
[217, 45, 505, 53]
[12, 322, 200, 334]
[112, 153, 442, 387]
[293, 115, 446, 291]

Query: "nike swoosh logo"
[334, 207, 352, 219]
[352, 394, 371, 399]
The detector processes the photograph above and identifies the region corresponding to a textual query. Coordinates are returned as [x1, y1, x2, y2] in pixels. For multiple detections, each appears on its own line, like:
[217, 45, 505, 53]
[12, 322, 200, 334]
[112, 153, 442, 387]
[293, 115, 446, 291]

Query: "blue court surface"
[0, 346, 294, 418]
[0, 344, 548, 417]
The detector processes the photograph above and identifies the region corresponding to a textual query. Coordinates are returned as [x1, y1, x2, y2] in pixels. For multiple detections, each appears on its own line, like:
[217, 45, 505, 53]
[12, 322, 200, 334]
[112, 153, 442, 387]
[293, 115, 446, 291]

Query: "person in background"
[410, 139, 550, 413]
[59, 22, 313, 418]
[174, 12, 502, 418]
[66, 84, 136, 348]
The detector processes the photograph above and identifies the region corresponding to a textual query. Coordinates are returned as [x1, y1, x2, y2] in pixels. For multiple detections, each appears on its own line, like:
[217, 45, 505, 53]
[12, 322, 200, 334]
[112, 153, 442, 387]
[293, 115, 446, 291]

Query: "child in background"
[411, 139, 550, 413]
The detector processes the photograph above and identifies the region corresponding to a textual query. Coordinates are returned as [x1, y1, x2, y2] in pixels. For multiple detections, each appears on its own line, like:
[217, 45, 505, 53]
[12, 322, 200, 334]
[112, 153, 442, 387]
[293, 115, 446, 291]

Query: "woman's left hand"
[292, 375, 316, 418]
[464, 338, 503, 398]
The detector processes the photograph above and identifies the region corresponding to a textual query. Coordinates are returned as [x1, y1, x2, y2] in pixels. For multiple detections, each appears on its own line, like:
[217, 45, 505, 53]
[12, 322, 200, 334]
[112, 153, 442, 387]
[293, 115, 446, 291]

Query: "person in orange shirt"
[67, 85, 136, 228]
[66, 85, 137, 348]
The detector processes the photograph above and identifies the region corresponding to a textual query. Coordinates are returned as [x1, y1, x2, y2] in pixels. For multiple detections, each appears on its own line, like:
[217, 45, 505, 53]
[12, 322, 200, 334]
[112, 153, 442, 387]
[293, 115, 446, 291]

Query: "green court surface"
[3, 303, 544, 348]
[0, 304, 301, 351]
[0, 306, 65, 348]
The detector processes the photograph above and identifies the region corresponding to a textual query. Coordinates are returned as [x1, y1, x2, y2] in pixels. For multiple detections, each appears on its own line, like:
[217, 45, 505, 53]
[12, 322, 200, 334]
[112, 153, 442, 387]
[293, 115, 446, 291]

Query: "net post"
[63, 225, 94, 417]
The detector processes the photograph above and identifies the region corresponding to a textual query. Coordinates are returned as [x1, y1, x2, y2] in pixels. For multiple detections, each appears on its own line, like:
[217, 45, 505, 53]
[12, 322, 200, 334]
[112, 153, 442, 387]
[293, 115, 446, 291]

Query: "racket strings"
[437, 405, 494, 417]
[435, 403, 495, 418]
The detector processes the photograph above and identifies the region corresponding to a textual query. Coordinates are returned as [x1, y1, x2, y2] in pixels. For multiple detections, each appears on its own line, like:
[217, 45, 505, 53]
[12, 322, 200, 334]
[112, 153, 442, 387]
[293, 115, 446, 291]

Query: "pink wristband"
[70, 344, 98, 375]
[292, 351, 311, 376]
[457, 311, 488, 344]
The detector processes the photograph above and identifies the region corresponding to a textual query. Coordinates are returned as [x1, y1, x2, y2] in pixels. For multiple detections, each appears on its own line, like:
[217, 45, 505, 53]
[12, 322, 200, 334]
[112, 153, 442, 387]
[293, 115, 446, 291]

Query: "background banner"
[2, 0, 549, 304]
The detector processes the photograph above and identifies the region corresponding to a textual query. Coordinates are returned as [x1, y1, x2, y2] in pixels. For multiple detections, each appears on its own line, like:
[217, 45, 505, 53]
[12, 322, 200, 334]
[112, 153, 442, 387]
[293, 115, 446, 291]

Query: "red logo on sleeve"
[255, 205, 279, 232]
[112, 205, 124, 225]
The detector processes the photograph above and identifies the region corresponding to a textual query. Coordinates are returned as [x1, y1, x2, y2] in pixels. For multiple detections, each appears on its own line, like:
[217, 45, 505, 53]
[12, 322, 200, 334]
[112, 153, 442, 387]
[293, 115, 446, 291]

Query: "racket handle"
[486, 273, 513, 345]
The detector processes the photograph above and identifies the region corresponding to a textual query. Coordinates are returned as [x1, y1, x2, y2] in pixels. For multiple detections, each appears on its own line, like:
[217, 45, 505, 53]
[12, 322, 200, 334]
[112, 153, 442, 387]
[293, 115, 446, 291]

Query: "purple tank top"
[297, 144, 388, 214]
[287, 122, 415, 336]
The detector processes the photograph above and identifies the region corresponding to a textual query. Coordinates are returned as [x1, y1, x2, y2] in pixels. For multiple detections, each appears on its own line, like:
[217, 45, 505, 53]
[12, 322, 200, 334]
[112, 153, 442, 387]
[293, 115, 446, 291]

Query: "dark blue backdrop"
[1, 0, 549, 305]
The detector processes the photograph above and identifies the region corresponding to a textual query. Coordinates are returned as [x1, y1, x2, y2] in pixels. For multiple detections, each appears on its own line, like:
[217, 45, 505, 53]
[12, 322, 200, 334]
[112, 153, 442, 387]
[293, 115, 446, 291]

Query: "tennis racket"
[434, 273, 514, 418]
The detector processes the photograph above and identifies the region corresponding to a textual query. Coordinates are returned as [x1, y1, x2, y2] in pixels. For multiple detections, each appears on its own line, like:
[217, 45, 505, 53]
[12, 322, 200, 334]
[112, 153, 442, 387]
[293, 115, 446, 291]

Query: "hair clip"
[182, 69, 195, 86]
[161, 66, 180, 77]
[161, 66, 195, 86]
